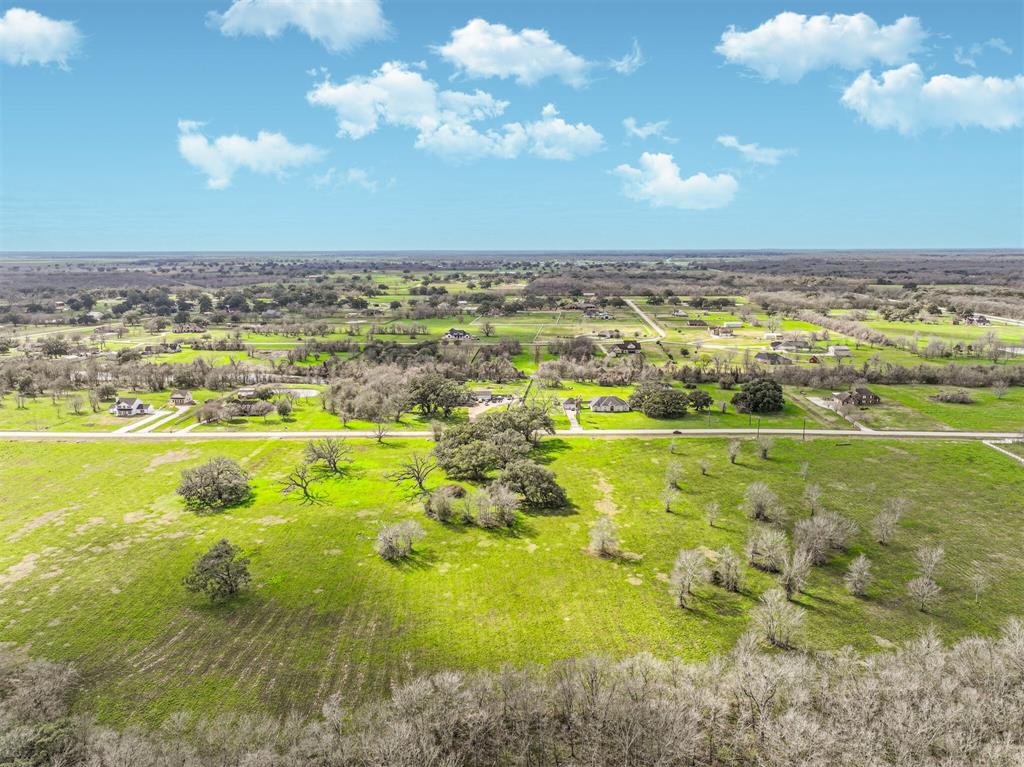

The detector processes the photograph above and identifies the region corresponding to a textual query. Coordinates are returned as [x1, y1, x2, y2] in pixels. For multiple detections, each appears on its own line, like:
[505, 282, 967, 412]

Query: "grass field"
[0, 390, 144, 431]
[854, 385, 1024, 432]
[1, 436, 1021, 727]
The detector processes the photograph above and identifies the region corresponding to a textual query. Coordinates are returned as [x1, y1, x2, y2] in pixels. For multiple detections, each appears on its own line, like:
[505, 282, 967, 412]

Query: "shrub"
[588, 516, 620, 557]
[176, 458, 251, 511]
[375, 521, 426, 561]
[929, 389, 974, 404]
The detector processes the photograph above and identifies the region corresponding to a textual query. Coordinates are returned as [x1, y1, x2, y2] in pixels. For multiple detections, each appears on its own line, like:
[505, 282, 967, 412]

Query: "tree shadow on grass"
[521, 499, 578, 518]
[186, 491, 257, 516]
[388, 548, 439, 571]
[531, 438, 573, 464]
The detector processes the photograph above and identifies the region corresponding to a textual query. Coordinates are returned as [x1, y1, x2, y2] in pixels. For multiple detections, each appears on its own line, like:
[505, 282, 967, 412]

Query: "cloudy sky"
[1, 0, 1022, 250]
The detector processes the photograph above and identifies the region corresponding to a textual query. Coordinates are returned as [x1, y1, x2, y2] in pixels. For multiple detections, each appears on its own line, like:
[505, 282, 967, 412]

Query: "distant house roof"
[591, 395, 629, 410]
[754, 352, 792, 365]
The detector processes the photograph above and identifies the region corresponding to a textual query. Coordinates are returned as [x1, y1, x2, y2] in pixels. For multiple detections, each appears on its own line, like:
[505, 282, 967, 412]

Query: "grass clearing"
[1, 436, 1021, 726]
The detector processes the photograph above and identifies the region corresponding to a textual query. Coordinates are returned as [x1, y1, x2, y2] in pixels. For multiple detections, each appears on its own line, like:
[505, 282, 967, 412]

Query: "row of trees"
[3, 620, 1021, 766]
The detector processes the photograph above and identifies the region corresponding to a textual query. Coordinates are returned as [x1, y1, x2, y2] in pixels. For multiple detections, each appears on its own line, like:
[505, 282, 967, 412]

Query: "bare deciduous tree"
[659, 485, 680, 514]
[844, 554, 873, 597]
[756, 436, 774, 459]
[780, 548, 812, 599]
[803, 483, 823, 516]
[706, 500, 720, 528]
[907, 576, 941, 612]
[915, 546, 945, 580]
[669, 549, 708, 608]
[278, 463, 324, 504]
[709, 546, 743, 592]
[727, 439, 741, 464]
[746, 526, 789, 573]
[387, 452, 438, 497]
[752, 588, 804, 648]
[744, 482, 782, 522]
[304, 438, 352, 475]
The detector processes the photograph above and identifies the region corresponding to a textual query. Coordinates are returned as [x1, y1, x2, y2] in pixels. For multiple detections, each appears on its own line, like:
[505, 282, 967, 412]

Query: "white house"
[828, 345, 853, 358]
[590, 395, 631, 413]
[723, 321, 743, 328]
[109, 397, 154, 417]
[443, 328, 476, 341]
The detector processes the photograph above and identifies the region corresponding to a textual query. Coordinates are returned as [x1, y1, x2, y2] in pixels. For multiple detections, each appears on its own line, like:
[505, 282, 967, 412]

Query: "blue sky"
[1, 0, 1022, 251]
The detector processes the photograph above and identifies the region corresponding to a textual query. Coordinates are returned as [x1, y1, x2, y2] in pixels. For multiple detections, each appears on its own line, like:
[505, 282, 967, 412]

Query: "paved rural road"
[0, 428, 1020, 442]
[624, 298, 666, 338]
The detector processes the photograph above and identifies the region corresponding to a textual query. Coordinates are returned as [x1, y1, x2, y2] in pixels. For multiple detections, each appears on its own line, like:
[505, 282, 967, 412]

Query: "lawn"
[0, 390, 149, 431]
[854, 385, 1024, 432]
[1, 436, 1021, 727]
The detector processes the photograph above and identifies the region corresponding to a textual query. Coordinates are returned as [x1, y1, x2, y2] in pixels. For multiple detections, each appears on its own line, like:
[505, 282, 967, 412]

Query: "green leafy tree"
[183, 539, 251, 601]
[499, 459, 568, 508]
[731, 378, 785, 414]
[176, 458, 251, 511]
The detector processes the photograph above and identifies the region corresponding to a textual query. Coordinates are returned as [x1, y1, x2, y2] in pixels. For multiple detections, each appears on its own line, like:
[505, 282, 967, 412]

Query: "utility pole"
[803, 417, 806, 441]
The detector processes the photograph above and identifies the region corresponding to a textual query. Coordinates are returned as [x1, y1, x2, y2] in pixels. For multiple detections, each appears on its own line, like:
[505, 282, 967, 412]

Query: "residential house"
[723, 321, 743, 328]
[590, 395, 631, 413]
[808, 355, 821, 364]
[672, 310, 689, 317]
[471, 390, 494, 403]
[832, 387, 881, 407]
[828, 345, 853, 358]
[236, 387, 258, 400]
[687, 319, 708, 327]
[109, 397, 154, 417]
[443, 328, 476, 341]
[169, 390, 196, 406]
[710, 326, 734, 337]
[609, 340, 642, 356]
[754, 352, 793, 366]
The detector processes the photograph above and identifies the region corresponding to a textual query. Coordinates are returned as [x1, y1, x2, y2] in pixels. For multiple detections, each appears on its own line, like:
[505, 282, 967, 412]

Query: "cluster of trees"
[3, 621, 1021, 766]
[627, 382, 711, 418]
[432, 405, 554, 482]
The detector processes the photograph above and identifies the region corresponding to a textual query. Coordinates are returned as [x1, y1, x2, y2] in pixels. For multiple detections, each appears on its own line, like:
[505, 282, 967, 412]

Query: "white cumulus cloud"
[209, 0, 388, 52]
[307, 62, 602, 162]
[623, 117, 673, 141]
[716, 12, 926, 82]
[435, 18, 589, 87]
[177, 120, 325, 189]
[0, 7, 81, 68]
[609, 39, 645, 75]
[841, 63, 1024, 134]
[524, 104, 603, 160]
[716, 135, 795, 165]
[614, 153, 738, 210]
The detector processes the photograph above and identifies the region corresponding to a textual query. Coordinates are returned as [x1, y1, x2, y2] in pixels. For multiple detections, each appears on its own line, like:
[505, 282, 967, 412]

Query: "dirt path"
[623, 298, 666, 339]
